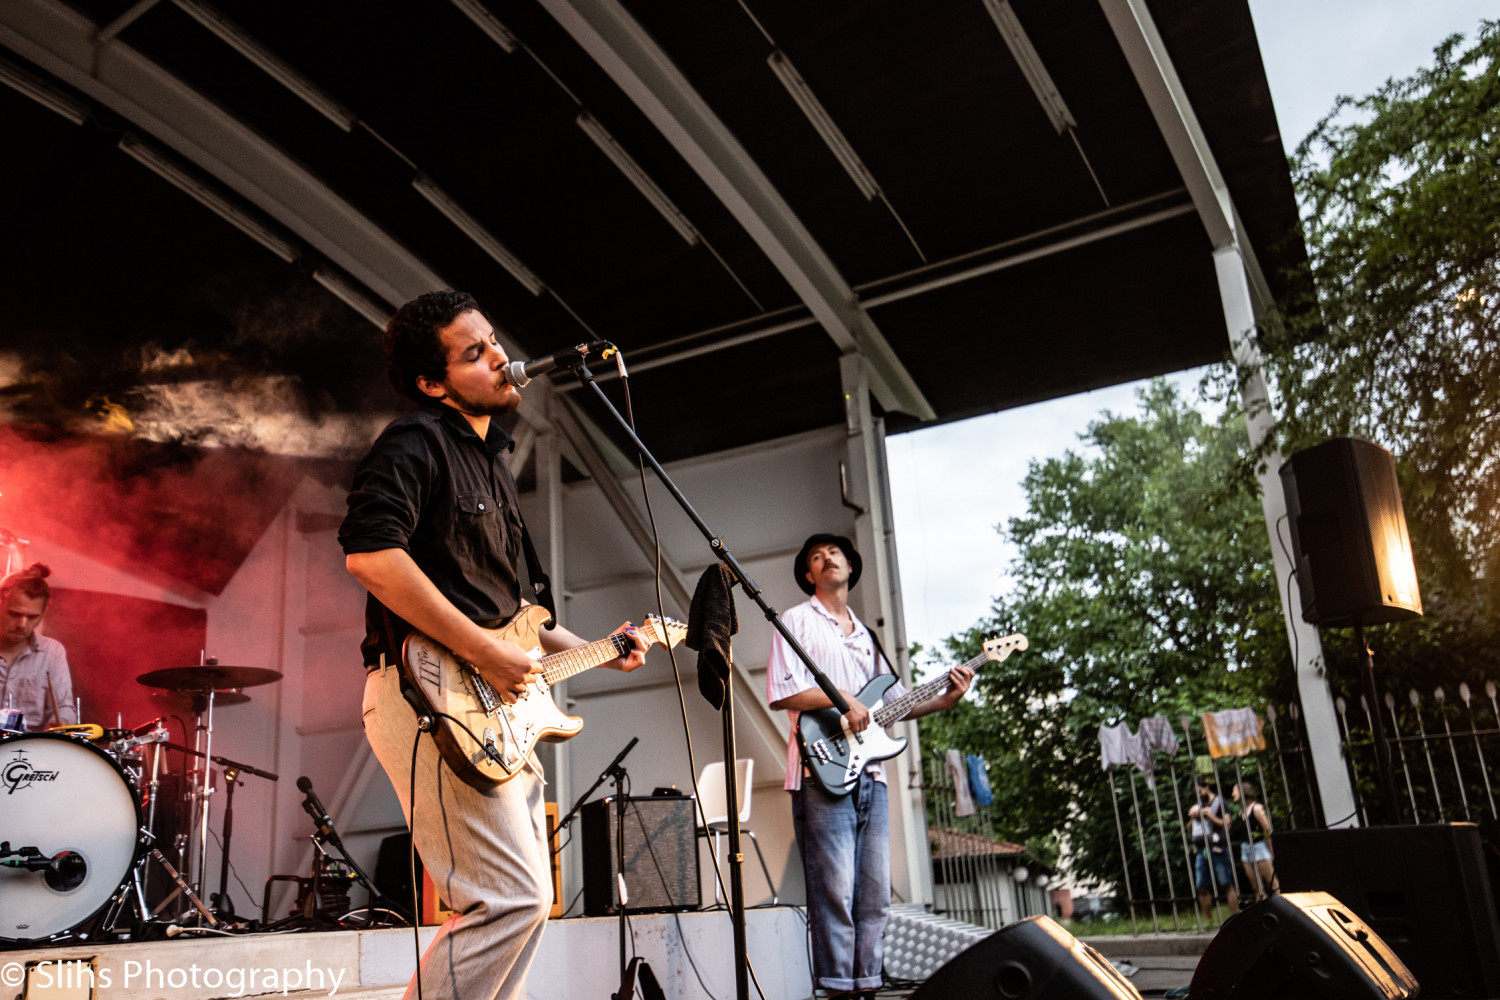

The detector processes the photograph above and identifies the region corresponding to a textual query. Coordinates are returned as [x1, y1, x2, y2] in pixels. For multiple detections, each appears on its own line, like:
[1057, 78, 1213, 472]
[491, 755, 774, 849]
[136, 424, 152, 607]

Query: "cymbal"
[137, 665, 282, 691]
[149, 688, 252, 709]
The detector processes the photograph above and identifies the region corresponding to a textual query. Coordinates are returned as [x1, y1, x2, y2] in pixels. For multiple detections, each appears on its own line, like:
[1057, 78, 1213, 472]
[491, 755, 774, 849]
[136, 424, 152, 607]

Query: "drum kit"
[1, 661, 281, 944]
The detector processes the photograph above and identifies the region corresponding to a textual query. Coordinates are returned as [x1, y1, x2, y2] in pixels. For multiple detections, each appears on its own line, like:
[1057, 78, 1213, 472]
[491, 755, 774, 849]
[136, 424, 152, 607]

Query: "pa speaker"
[1279, 437, 1421, 626]
[582, 795, 699, 916]
[1275, 824, 1500, 997]
[1190, 892, 1416, 999]
[909, 916, 1142, 999]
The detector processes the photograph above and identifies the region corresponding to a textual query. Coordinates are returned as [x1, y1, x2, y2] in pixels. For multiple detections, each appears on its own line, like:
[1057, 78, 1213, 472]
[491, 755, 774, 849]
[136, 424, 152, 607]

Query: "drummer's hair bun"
[2, 562, 53, 602]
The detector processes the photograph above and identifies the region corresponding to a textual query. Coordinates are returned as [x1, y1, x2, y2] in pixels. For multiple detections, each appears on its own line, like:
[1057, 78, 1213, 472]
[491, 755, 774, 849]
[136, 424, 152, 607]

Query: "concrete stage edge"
[3, 907, 812, 1000]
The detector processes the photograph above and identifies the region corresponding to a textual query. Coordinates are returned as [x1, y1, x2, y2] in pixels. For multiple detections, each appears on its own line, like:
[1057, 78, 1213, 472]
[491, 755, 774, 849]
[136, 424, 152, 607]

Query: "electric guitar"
[796, 633, 1027, 796]
[403, 604, 687, 787]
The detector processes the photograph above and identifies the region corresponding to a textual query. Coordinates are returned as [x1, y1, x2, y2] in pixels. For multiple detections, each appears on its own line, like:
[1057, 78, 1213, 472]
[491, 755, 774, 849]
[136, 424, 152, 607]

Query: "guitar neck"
[871, 651, 985, 727]
[538, 632, 635, 685]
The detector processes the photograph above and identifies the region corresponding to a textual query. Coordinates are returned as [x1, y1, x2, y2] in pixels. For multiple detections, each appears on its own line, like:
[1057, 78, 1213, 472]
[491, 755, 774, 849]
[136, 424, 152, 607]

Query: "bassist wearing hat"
[766, 533, 973, 1000]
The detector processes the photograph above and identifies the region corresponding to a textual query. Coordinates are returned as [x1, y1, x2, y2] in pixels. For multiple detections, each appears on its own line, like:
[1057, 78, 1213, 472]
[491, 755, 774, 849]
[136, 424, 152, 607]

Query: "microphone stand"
[561, 355, 854, 1000]
[298, 782, 381, 913]
[165, 741, 278, 921]
[553, 737, 639, 843]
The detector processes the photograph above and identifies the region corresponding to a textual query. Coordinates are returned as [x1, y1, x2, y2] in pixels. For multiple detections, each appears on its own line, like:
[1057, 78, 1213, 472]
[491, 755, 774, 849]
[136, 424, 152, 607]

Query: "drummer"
[0, 563, 76, 731]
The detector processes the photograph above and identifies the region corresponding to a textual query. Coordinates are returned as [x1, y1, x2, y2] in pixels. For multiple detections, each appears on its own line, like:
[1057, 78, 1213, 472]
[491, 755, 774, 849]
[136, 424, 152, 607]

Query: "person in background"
[1187, 775, 1238, 920]
[1234, 781, 1278, 899]
[0, 563, 76, 731]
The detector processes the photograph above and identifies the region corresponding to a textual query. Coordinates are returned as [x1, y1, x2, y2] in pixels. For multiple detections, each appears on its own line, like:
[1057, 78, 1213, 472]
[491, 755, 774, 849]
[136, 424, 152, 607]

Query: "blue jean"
[1195, 844, 1233, 891]
[792, 772, 890, 993]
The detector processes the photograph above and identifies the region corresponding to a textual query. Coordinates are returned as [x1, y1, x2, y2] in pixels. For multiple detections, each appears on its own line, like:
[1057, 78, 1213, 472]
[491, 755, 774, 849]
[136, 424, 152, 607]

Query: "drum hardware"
[159, 740, 278, 920]
[146, 848, 218, 927]
[137, 660, 281, 915]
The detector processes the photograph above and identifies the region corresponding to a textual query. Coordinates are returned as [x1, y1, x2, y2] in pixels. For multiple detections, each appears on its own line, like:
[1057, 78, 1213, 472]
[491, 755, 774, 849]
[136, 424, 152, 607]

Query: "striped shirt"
[766, 596, 906, 791]
[0, 632, 76, 731]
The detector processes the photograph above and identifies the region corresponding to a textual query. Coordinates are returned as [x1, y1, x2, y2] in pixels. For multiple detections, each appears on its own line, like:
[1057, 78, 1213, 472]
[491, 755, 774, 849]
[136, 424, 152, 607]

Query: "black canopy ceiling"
[0, 0, 1304, 463]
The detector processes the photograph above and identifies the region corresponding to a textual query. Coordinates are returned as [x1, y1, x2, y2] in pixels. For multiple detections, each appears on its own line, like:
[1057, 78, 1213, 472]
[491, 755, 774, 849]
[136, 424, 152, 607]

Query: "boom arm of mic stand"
[569, 361, 851, 717]
[553, 737, 639, 842]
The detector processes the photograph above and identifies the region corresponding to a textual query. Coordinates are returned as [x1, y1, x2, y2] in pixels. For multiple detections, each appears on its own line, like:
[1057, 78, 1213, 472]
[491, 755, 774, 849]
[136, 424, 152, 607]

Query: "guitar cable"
[408, 725, 425, 1000]
[615, 350, 772, 1000]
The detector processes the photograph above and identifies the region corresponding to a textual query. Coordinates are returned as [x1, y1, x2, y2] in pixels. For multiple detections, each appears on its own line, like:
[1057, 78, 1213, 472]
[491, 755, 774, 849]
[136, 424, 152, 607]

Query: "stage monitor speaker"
[582, 794, 699, 916]
[1279, 437, 1421, 626]
[908, 915, 1142, 1000]
[1190, 892, 1416, 999]
[1275, 824, 1500, 997]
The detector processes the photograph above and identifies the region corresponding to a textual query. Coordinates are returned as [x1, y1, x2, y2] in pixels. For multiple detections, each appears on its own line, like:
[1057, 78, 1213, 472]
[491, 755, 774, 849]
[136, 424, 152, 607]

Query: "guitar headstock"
[982, 633, 1028, 663]
[640, 614, 689, 650]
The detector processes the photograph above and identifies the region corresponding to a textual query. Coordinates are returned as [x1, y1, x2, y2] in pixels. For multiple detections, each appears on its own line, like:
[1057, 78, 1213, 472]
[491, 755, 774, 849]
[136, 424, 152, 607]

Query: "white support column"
[839, 354, 933, 903]
[1214, 245, 1358, 829]
[528, 393, 578, 902]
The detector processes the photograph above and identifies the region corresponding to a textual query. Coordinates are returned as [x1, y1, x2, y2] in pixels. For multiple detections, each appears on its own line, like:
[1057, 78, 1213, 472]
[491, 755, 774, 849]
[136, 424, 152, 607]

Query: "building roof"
[929, 826, 1029, 860]
[1, 0, 1306, 462]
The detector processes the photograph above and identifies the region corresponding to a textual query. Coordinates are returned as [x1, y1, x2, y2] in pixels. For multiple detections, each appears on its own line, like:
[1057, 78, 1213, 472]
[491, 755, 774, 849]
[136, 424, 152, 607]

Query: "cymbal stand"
[185, 686, 219, 919]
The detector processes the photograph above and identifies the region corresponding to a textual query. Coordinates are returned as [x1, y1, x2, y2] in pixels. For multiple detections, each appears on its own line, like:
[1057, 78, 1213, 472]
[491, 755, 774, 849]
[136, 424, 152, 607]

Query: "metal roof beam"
[1096, 0, 1275, 315]
[0, 0, 440, 314]
[535, 0, 935, 422]
[570, 190, 1195, 385]
[0, 0, 572, 435]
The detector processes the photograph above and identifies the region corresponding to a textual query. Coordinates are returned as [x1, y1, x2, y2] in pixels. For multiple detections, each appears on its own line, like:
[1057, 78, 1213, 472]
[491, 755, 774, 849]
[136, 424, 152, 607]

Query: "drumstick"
[45, 672, 63, 726]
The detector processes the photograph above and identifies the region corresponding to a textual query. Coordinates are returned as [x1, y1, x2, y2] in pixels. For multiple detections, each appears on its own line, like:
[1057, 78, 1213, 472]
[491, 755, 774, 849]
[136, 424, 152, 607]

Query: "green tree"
[919, 380, 1288, 889]
[921, 23, 1500, 887]
[1266, 21, 1500, 764]
[1272, 21, 1500, 609]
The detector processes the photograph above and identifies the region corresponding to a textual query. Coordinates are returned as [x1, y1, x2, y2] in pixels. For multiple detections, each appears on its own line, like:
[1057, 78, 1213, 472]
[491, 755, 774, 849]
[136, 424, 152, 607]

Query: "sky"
[886, 0, 1496, 656]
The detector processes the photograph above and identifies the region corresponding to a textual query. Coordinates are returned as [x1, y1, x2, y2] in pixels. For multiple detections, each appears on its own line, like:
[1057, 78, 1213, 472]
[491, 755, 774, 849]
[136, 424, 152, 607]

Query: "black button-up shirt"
[339, 403, 525, 667]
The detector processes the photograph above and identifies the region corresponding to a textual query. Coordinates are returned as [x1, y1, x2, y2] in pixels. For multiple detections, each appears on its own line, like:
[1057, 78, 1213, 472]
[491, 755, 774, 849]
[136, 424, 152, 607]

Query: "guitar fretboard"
[871, 651, 987, 727]
[539, 631, 637, 685]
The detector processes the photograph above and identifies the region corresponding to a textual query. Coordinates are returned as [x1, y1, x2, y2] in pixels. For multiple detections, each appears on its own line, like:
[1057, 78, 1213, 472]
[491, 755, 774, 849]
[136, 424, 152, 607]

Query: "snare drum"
[0, 731, 145, 942]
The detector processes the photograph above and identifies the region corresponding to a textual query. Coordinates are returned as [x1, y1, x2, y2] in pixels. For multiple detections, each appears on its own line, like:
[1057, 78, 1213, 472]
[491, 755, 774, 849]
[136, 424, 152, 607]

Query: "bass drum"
[0, 731, 145, 942]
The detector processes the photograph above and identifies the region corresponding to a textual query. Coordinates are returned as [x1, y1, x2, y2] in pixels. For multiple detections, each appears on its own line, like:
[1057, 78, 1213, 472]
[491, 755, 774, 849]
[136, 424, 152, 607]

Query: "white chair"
[697, 758, 778, 904]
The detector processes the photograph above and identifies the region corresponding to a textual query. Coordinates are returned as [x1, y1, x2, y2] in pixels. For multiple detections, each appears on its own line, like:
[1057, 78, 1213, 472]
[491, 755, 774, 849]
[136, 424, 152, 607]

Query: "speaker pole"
[1354, 618, 1402, 823]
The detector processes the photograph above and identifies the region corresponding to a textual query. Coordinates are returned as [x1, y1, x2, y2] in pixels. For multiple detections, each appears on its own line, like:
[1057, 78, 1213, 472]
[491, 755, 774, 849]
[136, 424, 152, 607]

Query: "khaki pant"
[363, 663, 550, 1000]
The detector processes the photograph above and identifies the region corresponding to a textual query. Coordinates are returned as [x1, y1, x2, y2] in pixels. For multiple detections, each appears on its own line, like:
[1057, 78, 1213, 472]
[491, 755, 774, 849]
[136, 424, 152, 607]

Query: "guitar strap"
[518, 519, 558, 629]
[866, 624, 896, 677]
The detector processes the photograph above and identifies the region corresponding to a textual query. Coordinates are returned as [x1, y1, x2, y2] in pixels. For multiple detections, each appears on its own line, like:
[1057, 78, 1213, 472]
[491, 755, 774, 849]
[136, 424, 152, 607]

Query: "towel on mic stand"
[687, 564, 738, 710]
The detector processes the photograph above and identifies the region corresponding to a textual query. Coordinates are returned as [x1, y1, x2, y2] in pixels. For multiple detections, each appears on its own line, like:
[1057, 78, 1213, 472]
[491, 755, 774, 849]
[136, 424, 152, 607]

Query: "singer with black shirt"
[339, 290, 647, 1000]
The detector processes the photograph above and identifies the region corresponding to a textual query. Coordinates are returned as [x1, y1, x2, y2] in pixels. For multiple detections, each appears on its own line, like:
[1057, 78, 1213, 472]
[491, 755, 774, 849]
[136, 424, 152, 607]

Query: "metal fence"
[1338, 682, 1500, 826]
[1102, 686, 1500, 934]
[1101, 706, 1322, 935]
[924, 752, 1051, 929]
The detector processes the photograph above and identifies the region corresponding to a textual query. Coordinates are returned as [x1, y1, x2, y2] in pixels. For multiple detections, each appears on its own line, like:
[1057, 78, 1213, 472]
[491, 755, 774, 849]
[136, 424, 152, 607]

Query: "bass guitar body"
[796, 674, 908, 798]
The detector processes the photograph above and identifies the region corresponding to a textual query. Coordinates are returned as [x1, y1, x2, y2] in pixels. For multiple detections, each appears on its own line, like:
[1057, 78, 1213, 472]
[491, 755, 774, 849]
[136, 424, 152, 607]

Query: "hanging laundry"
[1202, 708, 1265, 758]
[1098, 723, 1142, 770]
[967, 754, 993, 807]
[1138, 716, 1179, 757]
[946, 748, 976, 817]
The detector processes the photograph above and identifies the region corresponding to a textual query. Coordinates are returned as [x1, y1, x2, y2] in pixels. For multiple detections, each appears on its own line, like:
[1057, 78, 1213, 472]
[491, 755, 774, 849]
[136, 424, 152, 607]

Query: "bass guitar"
[797, 633, 1027, 796]
[403, 604, 686, 787]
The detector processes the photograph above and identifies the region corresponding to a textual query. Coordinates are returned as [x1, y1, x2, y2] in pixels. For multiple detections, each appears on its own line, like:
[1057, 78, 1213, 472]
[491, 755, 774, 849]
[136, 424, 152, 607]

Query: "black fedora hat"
[794, 533, 862, 595]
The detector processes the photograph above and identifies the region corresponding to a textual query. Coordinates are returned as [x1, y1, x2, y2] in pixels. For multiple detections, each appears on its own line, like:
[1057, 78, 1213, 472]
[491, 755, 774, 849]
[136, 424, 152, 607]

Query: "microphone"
[297, 776, 342, 847]
[500, 341, 609, 388]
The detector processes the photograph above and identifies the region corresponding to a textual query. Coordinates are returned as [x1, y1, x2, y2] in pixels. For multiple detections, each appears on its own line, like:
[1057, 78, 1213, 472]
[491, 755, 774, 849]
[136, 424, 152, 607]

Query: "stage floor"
[2, 907, 813, 1000]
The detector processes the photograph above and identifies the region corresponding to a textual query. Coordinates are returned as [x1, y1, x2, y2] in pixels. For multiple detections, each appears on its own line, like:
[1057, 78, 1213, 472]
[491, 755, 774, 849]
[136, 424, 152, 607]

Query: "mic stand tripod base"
[612, 956, 664, 1000]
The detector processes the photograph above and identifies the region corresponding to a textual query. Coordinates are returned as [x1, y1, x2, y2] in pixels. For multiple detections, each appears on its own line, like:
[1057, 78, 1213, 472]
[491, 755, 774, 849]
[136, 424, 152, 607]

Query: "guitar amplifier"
[582, 795, 699, 916]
